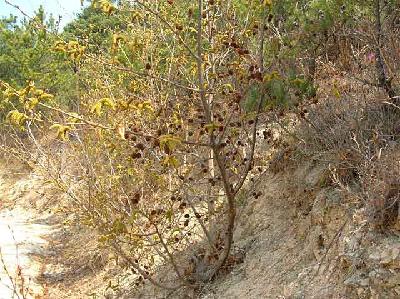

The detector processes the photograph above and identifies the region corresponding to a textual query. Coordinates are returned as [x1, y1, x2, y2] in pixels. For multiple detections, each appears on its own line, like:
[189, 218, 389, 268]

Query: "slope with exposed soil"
[2, 121, 400, 299]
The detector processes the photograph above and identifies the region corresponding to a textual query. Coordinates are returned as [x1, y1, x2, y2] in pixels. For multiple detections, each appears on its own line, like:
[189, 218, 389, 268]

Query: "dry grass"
[292, 79, 400, 230]
[358, 148, 400, 229]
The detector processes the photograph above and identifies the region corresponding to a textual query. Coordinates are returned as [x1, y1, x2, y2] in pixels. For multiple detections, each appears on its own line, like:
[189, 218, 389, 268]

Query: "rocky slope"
[199, 159, 400, 299]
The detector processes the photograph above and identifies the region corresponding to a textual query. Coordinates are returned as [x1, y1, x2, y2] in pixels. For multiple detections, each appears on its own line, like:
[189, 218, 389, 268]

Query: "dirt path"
[0, 207, 55, 299]
[0, 162, 56, 299]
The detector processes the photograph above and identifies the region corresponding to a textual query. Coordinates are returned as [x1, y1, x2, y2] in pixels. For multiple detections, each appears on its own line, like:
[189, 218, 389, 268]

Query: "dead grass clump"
[295, 97, 364, 184]
[359, 149, 400, 229]
[295, 94, 400, 229]
[299, 95, 399, 167]
[268, 146, 294, 174]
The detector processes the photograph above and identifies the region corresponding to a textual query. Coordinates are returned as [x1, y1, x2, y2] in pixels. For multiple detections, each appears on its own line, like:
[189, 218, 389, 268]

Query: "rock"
[344, 274, 369, 287]
[368, 244, 400, 269]
[303, 164, 329, 188]
[360, 278, 370, 287]
[311, 191, 326, 226]
[385, 273, 400, 288]
[325, 188, 342, 207]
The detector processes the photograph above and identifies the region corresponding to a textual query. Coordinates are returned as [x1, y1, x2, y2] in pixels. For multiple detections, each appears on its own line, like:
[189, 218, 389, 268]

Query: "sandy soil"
[0, 161, 57, 299]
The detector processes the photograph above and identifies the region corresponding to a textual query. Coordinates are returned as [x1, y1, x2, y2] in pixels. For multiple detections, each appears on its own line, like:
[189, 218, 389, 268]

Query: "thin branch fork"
[87, 54, 199, 92]
[40, 102, 211, 147]
[38, 102, 113, 130]
[234, 7, 268, 195]
[111, 241, 183, 291]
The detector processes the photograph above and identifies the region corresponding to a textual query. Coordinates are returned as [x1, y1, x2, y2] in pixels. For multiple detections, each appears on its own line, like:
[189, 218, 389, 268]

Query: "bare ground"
[2, 146, 400, 298]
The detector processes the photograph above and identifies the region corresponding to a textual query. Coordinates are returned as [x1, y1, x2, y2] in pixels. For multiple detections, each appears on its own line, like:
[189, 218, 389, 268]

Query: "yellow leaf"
[264, 0, 272, 7]
[117, 100, 128, 110]
[291, 78, 305, 85]
[38, 92, 54, 101]
[24, 97, 39, 110]
[67, 112, 80, 123]
[112, 34, 124, 48]
[160, 135, 182, 152]
[332, 81, 341, 99]
[90, 101, 103, 116]
[172, 112, 183, 125]
[127, 168, 136, 176]
[134, 100, 154, 114]
[101, 97, 116, 110]
[222, 83, 234, 92]
[163, 155, 180, 169]
[18, 80, 35, 97]
[263, 71, 280, 82]
[332, 87, 341, 99]
[90, 98, 116, 115]
[205, 123, 219, 133]
[6, 110, 28, 128]
[111, 34, 124, 52]
[49, 123, 71, 140]
[54, 40, 85, 61]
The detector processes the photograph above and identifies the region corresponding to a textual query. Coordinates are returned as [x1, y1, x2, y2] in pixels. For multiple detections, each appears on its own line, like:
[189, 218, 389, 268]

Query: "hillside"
[0, 0, 399, 298]
[2, 116, 400, 299]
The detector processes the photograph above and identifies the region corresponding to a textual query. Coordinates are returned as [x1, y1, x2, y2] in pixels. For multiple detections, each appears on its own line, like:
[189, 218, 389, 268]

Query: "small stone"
[360, 278, 370, 287]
